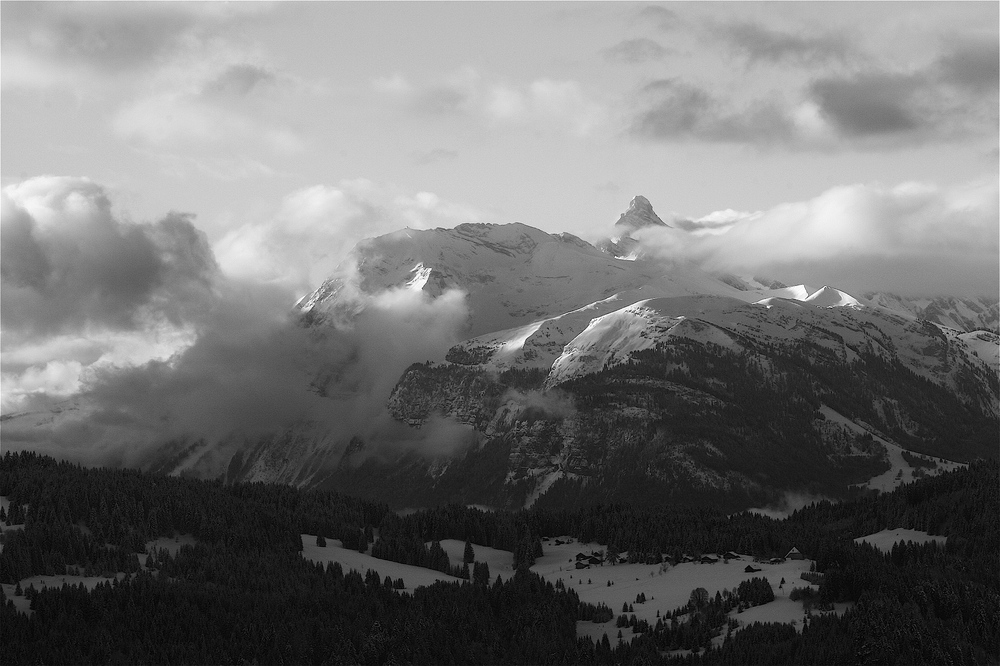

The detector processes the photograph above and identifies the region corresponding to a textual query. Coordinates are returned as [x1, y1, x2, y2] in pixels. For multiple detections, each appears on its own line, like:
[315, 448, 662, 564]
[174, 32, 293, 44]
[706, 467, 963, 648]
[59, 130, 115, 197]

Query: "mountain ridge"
[3, 195, 996, 512]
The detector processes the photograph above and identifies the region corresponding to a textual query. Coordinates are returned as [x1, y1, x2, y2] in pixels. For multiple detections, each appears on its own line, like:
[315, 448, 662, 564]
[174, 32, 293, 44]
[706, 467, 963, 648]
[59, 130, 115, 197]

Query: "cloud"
[374, 68, 608, 137]
[1, 176, 219, 337]
[807, 58, 998, 145]
[1, 3, 193, 79]
[603, 38, 669, 64]
[20, 279, 474, 472]
[633, 176, 999, 297]
[809, 73, 922, 137]
[201, 63, 277, 98]
[631, 79, 797, 144]
[214, 180, 485, 296]
[718, 22, 853, 66]
[632, 36, 999, 149]
[1, 176, 477, 474]
[634, 5, 679, 31]
[114, 85, 304, 156]
[935, 36, 1000, 92]
[0, 2, 264, 90]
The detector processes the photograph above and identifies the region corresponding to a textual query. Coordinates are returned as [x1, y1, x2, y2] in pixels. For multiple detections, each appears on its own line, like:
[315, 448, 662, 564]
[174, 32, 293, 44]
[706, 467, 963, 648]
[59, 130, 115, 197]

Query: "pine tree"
[316, 534, 327, 547]
[463, 539, 475, 564]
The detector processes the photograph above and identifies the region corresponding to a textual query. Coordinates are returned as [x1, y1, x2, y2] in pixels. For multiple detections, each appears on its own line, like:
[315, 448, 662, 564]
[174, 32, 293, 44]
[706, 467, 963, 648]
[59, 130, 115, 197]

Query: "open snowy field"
[437, 538, 517, 581]
[531, 537, 845, 646]
[1, 572, 131, 616]
[854, 528, 947, 553]
[300, 534, 463, 591]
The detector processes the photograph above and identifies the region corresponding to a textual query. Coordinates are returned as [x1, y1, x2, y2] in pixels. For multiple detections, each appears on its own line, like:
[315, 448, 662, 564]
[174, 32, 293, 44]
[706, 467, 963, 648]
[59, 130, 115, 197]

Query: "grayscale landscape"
[1, 2, 997, 664]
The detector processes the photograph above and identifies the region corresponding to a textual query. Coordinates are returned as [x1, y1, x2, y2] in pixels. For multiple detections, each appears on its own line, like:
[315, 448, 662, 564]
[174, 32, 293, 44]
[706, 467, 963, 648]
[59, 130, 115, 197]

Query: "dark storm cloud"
[1, 177, 218, 336]
[809, 73, 921, 137]
[718, 21, 853, 66]
[631, 79, 794, 144]
[603, 38, 669, 64]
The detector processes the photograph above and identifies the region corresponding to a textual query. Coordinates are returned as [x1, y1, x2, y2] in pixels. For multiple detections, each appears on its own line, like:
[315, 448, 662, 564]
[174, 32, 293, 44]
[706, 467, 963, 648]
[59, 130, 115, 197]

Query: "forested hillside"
[1, 452, 997, 664]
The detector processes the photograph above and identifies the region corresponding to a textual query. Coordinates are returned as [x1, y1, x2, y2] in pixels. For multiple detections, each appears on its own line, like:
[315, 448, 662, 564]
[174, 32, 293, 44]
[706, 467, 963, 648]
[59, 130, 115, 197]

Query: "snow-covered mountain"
[864, 292, 999, 334]
[287, 196, 999, 509]
[6, 195, 997, 511]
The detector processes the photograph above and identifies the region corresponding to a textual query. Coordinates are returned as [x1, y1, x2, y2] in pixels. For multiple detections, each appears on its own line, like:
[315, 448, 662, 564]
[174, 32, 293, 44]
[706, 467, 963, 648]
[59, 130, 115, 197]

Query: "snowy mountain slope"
[802, 286, 864, 308]
[545, 293, 997, 410]
[547, 295, 745, 385]
[865, 292, 999, 333]
[298, 222, 683, 337]
[6, 194, 996, 513]
[297, 213, 833, 343]
[182, 196, 1000, 501]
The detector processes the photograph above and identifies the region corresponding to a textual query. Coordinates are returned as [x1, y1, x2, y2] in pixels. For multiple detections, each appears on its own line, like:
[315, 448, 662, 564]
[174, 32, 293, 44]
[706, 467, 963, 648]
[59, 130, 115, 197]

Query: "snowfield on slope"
[819, 405, 966, 493]
[854, 529, 947, 553]
[300, 534, 464, 591]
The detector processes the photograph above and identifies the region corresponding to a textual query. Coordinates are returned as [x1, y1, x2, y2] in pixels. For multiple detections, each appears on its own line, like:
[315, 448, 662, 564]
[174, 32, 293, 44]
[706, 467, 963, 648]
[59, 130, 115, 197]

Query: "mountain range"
[4, 197, 998, 511]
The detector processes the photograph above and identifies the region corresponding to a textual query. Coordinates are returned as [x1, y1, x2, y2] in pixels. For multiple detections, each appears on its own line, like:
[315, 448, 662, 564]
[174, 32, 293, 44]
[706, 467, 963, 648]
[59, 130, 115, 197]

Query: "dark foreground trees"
[1, 451, 997, 664]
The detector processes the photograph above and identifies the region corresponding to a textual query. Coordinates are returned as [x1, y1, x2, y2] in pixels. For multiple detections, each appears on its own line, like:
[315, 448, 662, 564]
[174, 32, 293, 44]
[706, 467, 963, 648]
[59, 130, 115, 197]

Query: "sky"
[1, 2, 998, 457]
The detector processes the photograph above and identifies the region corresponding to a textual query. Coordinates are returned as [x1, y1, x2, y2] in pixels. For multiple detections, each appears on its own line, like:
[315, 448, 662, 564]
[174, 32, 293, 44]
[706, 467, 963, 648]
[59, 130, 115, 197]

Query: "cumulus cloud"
[374, 68, 608, 137]
[1, 177, 218, 337]
[603, 38, 669, 64]
[214, 180, 485, 296]
[25, 279, 474, 472]
[1, 176, 477, 473]
[633, 177, 999, 297]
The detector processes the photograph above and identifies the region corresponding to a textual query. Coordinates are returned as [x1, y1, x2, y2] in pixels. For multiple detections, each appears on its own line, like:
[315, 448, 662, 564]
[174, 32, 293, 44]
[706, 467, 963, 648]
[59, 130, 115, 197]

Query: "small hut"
[785, 546, 805, 560]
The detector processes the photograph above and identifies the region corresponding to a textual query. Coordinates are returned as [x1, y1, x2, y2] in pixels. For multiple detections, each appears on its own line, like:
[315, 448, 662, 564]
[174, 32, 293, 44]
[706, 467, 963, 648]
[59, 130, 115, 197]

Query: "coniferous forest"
[0, 451, 997, 664]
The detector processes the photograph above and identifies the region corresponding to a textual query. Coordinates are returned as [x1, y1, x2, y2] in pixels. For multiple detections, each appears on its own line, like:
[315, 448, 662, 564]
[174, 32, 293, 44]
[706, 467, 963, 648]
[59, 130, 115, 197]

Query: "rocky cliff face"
[367, 290, 996, 510]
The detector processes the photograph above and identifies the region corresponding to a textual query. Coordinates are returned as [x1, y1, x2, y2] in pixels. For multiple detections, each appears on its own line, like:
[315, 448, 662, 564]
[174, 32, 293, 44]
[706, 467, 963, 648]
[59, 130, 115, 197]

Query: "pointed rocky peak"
[615, 195, 669, 232]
